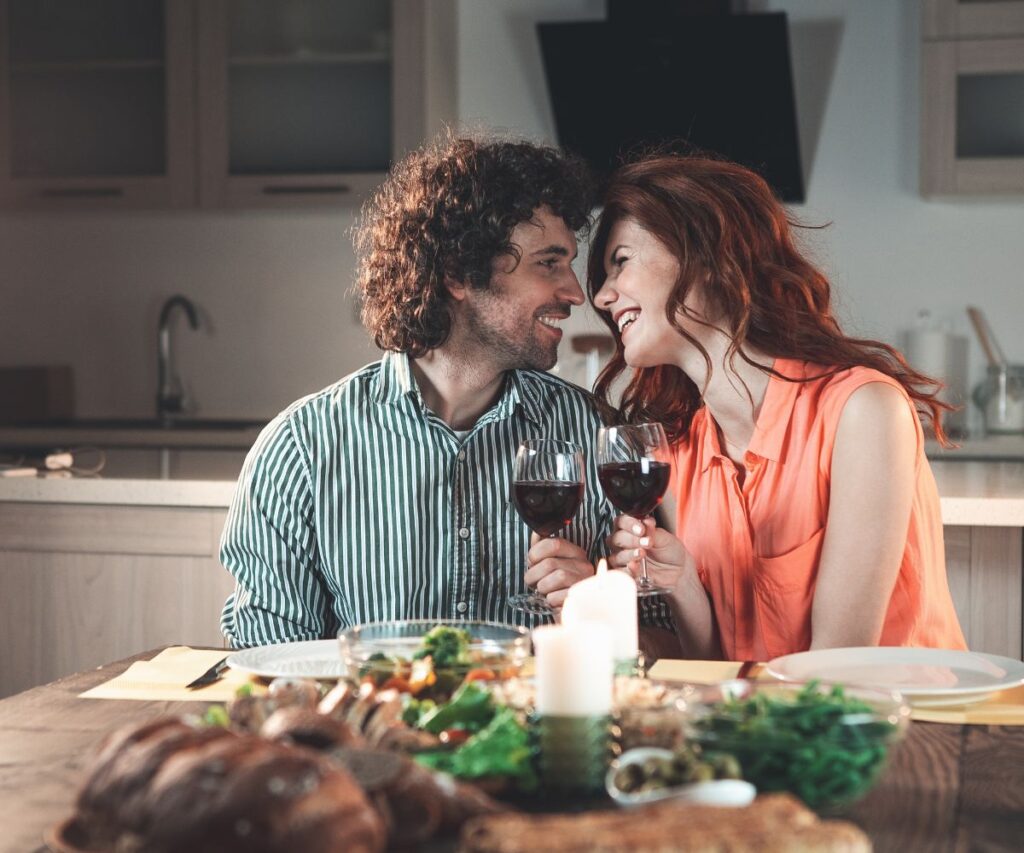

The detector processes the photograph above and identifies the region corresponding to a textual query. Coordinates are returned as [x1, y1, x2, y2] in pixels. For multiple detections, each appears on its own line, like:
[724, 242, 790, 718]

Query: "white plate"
[766, 647, 1024, 708]
[226, 640, 346, 680]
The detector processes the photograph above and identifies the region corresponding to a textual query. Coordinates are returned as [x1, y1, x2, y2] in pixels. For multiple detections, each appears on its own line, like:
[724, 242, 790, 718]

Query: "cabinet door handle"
[39, 187, 124, 198]
[261, 184, 351, 195]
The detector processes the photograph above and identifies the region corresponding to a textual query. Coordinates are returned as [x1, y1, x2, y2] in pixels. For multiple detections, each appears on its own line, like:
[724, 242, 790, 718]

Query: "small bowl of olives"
[605, 746, 756, 808]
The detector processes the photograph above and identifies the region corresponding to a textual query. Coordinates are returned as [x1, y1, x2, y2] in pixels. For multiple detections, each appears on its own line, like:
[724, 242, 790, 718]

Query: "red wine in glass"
[508, 439, 585, 616]
[597, 424, 672, 598]
[512, 481, 585, 538]
[597, 461, 671, 518]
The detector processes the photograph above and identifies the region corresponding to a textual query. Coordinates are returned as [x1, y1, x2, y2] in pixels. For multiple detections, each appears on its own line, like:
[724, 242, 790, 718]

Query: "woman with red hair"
[591, 154, 966, 660]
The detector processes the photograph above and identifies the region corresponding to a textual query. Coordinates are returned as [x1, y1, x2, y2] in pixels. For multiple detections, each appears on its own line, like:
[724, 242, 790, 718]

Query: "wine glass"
[597, 423, 673, 598]
[508, 439, 585, 616]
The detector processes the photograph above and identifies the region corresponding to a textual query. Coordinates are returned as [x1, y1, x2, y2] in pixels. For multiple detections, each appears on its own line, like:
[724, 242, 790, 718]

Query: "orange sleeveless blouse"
[669, 358, 966, 661]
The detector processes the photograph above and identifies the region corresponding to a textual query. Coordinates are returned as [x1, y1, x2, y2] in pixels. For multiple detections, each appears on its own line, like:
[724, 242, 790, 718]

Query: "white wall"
[1, 0, 1022, 422]
[0, 209, 376, 419]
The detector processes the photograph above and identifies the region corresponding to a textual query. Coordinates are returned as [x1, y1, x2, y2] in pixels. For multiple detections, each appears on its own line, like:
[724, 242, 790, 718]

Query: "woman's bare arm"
[810, 382, 918, 648]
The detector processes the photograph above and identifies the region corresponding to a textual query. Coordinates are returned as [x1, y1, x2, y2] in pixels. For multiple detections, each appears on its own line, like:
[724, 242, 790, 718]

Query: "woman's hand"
[605, 515, 696, 593]
[607, 515, 718, 658]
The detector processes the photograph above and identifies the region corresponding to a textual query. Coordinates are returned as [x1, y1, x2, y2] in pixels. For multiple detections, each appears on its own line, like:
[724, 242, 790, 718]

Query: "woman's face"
[593, 218, 690, 369]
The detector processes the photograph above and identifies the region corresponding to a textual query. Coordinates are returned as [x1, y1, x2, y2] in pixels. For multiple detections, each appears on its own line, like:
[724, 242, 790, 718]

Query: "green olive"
[691, 763, 715, 783]
[707, 753, 742, 780]
[614, 765, 643, 792]
[641, 757, 663, 778]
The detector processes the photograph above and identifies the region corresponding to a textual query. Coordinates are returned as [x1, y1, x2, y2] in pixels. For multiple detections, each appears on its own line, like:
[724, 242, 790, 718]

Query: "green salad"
[357, 626, 513, 703]
[690, 682, 899, 809]
[410, 681, 537, 792]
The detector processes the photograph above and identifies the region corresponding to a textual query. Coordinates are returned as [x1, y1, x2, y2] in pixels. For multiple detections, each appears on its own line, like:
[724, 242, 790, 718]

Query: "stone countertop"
[0, 475, 237, 508]
[931, 461, 1024, 527]
[0, 419, 266, 451]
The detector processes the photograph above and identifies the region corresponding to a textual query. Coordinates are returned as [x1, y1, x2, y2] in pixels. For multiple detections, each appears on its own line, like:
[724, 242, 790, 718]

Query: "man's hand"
[523, 534, 595, 610]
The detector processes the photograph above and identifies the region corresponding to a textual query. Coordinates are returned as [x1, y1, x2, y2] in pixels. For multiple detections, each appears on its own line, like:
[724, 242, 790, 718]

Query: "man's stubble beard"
[457, 293, 558, 373]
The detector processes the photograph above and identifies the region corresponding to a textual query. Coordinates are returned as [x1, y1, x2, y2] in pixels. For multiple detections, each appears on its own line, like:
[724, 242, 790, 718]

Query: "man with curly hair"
[219, 134, 625, 645]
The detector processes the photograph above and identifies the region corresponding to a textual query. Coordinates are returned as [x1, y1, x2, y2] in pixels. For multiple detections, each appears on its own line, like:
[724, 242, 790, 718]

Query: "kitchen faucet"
[157, 295, 200, 423]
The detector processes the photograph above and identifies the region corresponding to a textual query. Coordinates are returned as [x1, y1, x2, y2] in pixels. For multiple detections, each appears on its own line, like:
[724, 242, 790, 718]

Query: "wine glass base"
[508, 592, 555, 616]
[635, 584, 672, 598]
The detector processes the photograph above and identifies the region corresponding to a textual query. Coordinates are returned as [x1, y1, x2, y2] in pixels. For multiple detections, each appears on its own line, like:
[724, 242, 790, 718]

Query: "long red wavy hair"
[588, 154, 952, 446]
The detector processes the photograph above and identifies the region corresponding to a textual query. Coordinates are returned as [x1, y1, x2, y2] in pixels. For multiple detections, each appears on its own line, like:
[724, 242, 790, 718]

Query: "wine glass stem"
[638, 554, 652, 586]
[638, 518, 653, 587]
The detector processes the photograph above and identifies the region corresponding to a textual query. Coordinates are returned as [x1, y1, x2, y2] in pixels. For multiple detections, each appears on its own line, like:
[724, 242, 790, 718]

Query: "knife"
[185, 656, 230, 690]
[736, 660, 761, 680]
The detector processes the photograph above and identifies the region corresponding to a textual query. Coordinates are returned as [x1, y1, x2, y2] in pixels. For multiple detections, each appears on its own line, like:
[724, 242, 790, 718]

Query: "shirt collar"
[374, 351, 543, 426]
[374, 351, 420, 406]
[696, 409, 722, 473]
[745, 357, 806, 465]
[696, 357, 805, 472]
[505, 370, 545, 426]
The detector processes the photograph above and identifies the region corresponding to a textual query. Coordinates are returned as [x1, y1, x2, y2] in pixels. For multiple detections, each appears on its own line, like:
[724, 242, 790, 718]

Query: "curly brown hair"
[588, 154, 953, 446]
[355, 133, 595, 356]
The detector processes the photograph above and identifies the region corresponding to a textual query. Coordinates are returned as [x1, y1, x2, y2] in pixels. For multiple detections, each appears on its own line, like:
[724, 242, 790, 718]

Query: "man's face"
[458, 206, 585, 372]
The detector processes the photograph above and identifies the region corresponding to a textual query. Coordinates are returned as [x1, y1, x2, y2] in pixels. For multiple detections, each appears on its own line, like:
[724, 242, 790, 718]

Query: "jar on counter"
[973, 364, 1024, 434]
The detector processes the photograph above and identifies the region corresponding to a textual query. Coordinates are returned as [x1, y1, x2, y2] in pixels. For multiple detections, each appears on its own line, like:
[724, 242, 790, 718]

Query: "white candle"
[562, 560, 639, 660]
[533, 623, 613, 716]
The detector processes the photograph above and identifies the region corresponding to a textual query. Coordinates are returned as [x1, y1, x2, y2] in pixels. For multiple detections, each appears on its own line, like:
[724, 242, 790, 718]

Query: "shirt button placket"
[455, 444, 473, 617]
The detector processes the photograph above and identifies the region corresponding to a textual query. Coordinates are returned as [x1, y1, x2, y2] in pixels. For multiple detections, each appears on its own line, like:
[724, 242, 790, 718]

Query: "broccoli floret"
[415, 626, 470, 667]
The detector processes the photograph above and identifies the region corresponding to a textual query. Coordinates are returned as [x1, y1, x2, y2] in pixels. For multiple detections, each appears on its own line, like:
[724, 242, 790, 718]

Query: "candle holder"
[614, 652, 648, 678]
[532, 713, 614, 794]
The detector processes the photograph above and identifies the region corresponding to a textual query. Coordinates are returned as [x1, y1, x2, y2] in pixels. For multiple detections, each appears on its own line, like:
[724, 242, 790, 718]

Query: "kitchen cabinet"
[945, 525, 1023, 659]
[0, 0, 196, 209]
[0, 502, 233, 698]
[924, 0, 1024, 40]
[196, 0, 454, 207]
[0, 0, 456, 210]
[921, 2, 1024, 194]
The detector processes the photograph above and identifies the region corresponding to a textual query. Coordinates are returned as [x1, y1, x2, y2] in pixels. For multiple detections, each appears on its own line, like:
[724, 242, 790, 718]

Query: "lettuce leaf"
[416, 707, 537, 791]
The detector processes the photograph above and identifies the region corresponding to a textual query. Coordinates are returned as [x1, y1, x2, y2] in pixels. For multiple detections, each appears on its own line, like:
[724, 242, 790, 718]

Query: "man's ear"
[444, 272, 470, 302]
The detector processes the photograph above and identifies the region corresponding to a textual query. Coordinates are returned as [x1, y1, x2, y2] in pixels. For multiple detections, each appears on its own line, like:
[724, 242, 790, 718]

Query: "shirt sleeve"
[219, 417, 330, 648]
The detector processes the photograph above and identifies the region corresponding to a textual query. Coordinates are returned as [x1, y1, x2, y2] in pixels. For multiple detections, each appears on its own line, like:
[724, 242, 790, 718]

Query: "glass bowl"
[612, 678, 695, 751]
[486, 676, 695, 752]
[337, 619, 530, 702]
[681, 679, 911, 811]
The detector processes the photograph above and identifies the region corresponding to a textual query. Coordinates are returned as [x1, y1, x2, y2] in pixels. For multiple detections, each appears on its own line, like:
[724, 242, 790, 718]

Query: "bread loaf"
[460, 793, 872, 853]
[73, 717, 386, 853]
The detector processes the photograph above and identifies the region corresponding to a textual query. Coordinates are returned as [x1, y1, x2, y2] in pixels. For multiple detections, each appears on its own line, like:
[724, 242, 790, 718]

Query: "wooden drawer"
[0, 503, 227, 557]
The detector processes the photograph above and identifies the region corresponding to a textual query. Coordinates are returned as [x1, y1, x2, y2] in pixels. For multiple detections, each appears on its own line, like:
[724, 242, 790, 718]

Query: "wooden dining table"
[1, 649, 1023, 853]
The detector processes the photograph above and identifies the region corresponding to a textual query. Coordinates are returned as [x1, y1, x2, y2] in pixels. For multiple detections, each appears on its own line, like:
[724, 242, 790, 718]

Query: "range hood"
[537, 11, 805, 202]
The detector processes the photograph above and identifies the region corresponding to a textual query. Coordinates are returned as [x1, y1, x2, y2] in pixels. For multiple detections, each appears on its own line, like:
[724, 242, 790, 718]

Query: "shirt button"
[458, 527, 470, 540]
[457, 450, 466, 461]
[456, 602, 468, 613]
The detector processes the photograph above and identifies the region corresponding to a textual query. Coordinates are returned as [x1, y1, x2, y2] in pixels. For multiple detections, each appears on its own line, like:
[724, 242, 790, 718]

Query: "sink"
[9, 418, 266, 431]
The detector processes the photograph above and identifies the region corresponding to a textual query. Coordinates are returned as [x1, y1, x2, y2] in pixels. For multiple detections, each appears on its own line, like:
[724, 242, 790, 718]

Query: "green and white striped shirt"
[220, 351, 622, 647]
